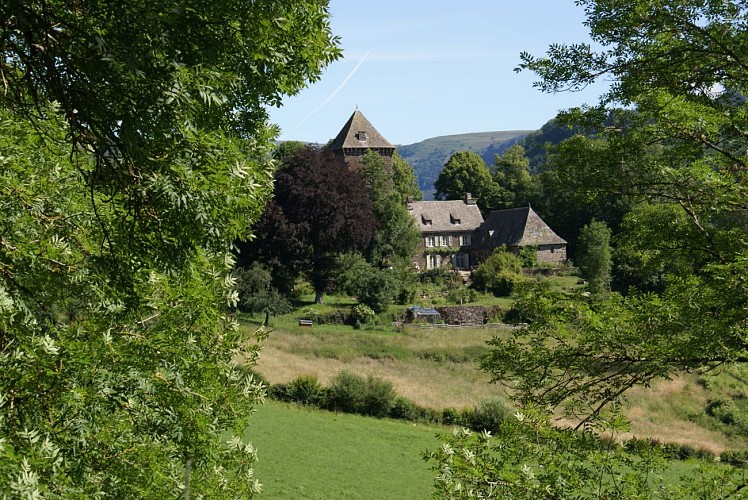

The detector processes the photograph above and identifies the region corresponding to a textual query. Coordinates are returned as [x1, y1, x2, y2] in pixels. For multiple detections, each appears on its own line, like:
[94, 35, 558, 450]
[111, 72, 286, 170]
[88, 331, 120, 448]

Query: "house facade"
[407, 194, 484, 271]
[471, 206, 566, 264]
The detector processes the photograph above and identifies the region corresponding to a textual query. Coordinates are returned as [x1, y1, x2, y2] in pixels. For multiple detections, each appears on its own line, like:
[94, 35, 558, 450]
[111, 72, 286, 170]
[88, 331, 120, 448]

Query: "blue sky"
[267, 1, 609, 146]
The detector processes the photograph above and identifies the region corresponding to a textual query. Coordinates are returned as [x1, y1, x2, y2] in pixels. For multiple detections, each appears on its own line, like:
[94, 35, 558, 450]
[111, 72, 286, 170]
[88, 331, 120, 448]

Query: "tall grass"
[251, 325, 506, 409]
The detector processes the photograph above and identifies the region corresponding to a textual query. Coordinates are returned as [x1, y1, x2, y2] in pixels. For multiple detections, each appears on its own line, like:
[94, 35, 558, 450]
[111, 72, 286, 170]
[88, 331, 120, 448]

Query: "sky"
[267, 0, 610, 146]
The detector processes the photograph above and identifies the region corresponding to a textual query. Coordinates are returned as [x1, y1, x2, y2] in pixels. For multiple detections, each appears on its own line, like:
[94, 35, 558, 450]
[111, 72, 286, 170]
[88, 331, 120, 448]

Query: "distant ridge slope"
[397, 130, 532, 199]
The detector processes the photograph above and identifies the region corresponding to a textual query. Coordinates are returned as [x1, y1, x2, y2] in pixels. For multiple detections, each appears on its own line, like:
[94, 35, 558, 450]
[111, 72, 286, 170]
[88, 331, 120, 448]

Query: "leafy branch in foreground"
[0, 1, 340, 496]
[431, 0, 748, 496]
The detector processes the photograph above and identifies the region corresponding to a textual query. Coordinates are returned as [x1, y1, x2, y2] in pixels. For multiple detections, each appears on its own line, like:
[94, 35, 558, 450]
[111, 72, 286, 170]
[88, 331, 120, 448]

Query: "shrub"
[390, 397, 418, 421]
[396, 286, 416, 305]
[447, 287, 478, 304]
[327, 371, 367, 414]
[336, 254, 397, 313]
[470, 248, 525, 296]
[300, 307, 322, 323]
[469, 397, 511, 433]
[326, 371, 396, 418]
[518, 245, 538, 268]
[288, 375, 327, 407]
[721, 450, 748, 467]
[268, 383, 293, 402]
[351, 303, 376, 327]
[415, 406, 441, 424]
[442, 407, 464, 426]
[234, 262, 292, 316]
[363, 374, 396, 418]
[357, 269, 397, 313]
[420, 267, 452, 286]
[706, 397, 748, 435]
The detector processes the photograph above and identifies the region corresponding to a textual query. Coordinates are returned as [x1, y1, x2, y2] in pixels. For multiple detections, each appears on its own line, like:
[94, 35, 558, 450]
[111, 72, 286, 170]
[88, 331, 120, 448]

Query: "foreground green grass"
[247, 402, 740, 499]
[247, 401, 438, 499]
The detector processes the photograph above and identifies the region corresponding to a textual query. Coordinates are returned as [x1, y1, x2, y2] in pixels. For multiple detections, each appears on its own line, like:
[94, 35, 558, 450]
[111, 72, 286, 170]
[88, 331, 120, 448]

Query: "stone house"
[407, 194, 484, 271]
[470, 206, 566, 264]
[327, 109, 394, 171]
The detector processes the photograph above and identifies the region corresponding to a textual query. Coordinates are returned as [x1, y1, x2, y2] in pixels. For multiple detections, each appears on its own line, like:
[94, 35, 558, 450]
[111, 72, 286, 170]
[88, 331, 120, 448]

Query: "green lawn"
[247, 401, 439, 499]
[246, 401, 742, 499]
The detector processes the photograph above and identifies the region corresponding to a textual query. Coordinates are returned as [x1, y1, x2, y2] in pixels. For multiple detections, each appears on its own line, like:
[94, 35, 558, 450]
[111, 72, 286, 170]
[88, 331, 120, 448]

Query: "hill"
[396, 130, 531, 199]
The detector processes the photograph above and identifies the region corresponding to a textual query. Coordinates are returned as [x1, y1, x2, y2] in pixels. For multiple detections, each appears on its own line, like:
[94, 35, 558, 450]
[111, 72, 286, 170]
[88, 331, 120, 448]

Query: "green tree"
[335, 254, 397, 314]
[274, 140, 308, 161]
[391, 151, 423, 203]
[491, 144, 537, 209]
[0, 1, 339, 496]
[576, 220, 612, 295]
[234, 263, 292, 318]
[360, 150, 420, 265]
[434, 151, 502, 212]
[436, 0, 748, 496]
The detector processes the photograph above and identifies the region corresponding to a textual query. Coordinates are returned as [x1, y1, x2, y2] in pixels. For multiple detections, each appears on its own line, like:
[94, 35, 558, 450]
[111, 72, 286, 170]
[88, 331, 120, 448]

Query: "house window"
[438, 236, 448, 247]
[357, 131, 367, 140]
[428, 254, 439, 269]
[453, 253, 467, 269]
[460, 235, 471, 246]
[425, 236, 435, 247]
[450, 214, 461, 225]
[421, 215, 432, 226]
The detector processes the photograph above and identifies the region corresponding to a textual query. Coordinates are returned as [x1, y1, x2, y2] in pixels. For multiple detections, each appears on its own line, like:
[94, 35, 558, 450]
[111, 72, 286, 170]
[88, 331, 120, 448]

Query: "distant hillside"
[396, 131, 532, 199]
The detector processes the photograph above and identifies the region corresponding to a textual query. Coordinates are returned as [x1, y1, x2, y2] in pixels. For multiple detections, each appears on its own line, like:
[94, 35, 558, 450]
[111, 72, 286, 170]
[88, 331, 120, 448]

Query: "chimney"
[465, 192, 477, 205]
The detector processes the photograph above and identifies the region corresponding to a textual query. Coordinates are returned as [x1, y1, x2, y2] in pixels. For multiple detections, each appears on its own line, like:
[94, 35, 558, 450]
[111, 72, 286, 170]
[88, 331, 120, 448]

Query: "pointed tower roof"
[328, 110, 394, 150]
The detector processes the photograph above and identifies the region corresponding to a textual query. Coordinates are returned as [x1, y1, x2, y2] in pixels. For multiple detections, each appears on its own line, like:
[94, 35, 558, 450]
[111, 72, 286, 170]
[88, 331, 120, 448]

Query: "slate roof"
[472, 206, 566, 248]
[407, 199, 484, 233]
[407, 306, 441, 317]
[328, 109, 394, 150]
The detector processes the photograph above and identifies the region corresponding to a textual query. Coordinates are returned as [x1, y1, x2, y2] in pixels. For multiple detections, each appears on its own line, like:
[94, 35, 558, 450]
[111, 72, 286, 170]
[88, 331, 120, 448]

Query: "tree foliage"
[0, 1, 340, 496]
[434, 151, 501, 212]
[360, 151, 421, 265]
[470, 249, 524, 297]
[335, 254, 397, 314]
[249, 146, 377, 303]
[234, 263, 292, 317]
[438, 0, 748, 495]
[576, 220, 612, 295]
[392, 151, 423, 203]
[491, 144, 537, 209]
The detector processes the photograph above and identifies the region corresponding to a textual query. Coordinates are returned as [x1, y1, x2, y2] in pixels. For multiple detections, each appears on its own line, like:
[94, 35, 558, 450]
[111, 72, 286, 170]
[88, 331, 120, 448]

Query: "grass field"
[251, 321, 504, 410]
[244, 275, 748, 455]
[249, 317, 748, 453]
[247, 401, 742, 498]
[248, 401, 438, 499]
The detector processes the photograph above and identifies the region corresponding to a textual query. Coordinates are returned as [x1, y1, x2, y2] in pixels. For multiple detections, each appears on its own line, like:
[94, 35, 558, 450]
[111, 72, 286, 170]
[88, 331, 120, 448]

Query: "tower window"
[357, 131, 367, 140]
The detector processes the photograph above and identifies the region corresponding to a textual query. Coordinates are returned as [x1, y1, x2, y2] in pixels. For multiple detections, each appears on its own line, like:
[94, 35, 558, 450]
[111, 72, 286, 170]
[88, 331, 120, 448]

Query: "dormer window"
[357, 131, 367, 141]
[450, 214, 461, 225]
[421, 215, 432, 226]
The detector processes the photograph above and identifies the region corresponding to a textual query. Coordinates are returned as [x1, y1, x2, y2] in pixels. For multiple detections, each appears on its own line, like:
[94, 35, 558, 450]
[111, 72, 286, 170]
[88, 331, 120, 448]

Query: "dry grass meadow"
[248, 320, 748, 454]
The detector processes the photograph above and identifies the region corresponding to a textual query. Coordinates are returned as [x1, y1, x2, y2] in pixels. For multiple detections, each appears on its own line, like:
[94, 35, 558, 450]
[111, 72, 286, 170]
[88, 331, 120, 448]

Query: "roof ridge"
[328, 109, 394, 150]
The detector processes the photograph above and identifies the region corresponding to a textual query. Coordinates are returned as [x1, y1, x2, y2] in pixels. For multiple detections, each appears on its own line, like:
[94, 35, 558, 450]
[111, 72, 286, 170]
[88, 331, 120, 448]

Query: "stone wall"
[434, 305, 487, 325]
[537, 244, 566, 263]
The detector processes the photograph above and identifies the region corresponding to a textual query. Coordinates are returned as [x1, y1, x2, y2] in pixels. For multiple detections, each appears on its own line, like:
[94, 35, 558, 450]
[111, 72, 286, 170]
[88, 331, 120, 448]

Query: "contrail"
[297, 50, 371, 128]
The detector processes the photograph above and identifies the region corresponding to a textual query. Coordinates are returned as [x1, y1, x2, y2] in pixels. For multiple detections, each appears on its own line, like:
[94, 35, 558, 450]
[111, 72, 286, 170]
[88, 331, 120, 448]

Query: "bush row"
[257, 370, 747, 466]
[267, 371, 511, 433]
